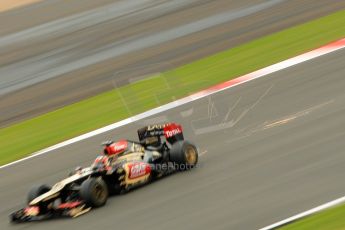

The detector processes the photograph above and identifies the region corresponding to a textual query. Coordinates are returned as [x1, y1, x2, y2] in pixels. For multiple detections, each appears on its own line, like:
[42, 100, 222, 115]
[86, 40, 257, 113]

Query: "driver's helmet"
[92, 155, 109, 170]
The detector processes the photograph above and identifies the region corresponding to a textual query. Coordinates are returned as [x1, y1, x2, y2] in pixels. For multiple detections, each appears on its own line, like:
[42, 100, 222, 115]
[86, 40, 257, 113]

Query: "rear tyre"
[79, 178, 108, 207]
[169, 141, 198, 170]
[27, 184, 51, 204]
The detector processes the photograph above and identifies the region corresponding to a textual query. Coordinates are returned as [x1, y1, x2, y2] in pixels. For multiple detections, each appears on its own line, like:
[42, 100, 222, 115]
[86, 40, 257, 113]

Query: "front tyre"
[169, 141, 198, 170]
[80, 178, 108, 207]
[27, 184, 51, 204]
[27, 184, 51, 215]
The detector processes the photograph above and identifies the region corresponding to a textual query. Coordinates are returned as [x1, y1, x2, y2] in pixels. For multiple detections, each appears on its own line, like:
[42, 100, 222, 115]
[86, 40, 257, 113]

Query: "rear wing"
[137, 123, 184, 145]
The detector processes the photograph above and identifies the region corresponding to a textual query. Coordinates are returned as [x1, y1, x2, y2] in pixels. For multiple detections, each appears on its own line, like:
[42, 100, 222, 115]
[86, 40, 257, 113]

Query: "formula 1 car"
[10, 123, 198, 222]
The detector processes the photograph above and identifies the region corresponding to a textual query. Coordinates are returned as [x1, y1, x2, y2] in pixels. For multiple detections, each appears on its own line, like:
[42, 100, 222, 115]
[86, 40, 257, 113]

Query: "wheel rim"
[92, 183, 106, 202]
[185, 146, 197, 165]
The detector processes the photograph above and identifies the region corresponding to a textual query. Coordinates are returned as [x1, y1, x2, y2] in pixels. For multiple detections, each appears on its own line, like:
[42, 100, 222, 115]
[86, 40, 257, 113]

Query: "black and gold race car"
[10, 123, 198, 222]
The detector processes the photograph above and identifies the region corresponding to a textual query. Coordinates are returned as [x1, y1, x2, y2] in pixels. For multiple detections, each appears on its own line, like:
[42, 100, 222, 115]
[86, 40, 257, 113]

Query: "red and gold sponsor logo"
[128, 162, 151, 179]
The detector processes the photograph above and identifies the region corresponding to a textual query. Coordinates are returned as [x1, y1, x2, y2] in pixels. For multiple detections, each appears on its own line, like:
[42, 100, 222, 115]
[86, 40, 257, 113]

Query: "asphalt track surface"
[1, 46, 345, 229]
[1, 0, 345, 127]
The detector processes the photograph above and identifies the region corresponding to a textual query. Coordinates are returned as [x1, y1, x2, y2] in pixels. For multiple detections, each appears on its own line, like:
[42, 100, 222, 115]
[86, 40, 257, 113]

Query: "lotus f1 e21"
[10, 123, 199, 222]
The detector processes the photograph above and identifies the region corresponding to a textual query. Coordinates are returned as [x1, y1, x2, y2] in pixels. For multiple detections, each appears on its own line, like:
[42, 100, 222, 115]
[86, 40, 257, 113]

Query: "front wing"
[10, 202, 91, 223]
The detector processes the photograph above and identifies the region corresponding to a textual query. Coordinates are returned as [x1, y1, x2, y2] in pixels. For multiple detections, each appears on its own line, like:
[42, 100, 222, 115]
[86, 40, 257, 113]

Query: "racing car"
[10, 123, 198, 222]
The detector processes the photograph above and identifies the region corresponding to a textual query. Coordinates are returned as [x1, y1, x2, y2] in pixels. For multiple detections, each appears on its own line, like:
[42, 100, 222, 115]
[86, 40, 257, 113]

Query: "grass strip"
[1, 10, 345, 165]
[278, 203, 345, 230]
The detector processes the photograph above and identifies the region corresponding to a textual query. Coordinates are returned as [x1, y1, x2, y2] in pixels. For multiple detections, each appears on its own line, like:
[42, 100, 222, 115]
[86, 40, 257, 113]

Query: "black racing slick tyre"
[169, 141, 198, 170]
[80, 178, 108, 207]
[27, 184, 51, 204]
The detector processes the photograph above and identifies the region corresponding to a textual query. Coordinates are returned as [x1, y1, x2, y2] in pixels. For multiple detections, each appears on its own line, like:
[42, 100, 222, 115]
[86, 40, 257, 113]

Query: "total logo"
[165, 127, 182, 138]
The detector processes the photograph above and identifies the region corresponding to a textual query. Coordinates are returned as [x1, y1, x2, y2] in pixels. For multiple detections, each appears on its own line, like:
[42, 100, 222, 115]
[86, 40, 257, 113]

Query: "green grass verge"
[278, 204, 345, 230]
[1, 10, 345, 165]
